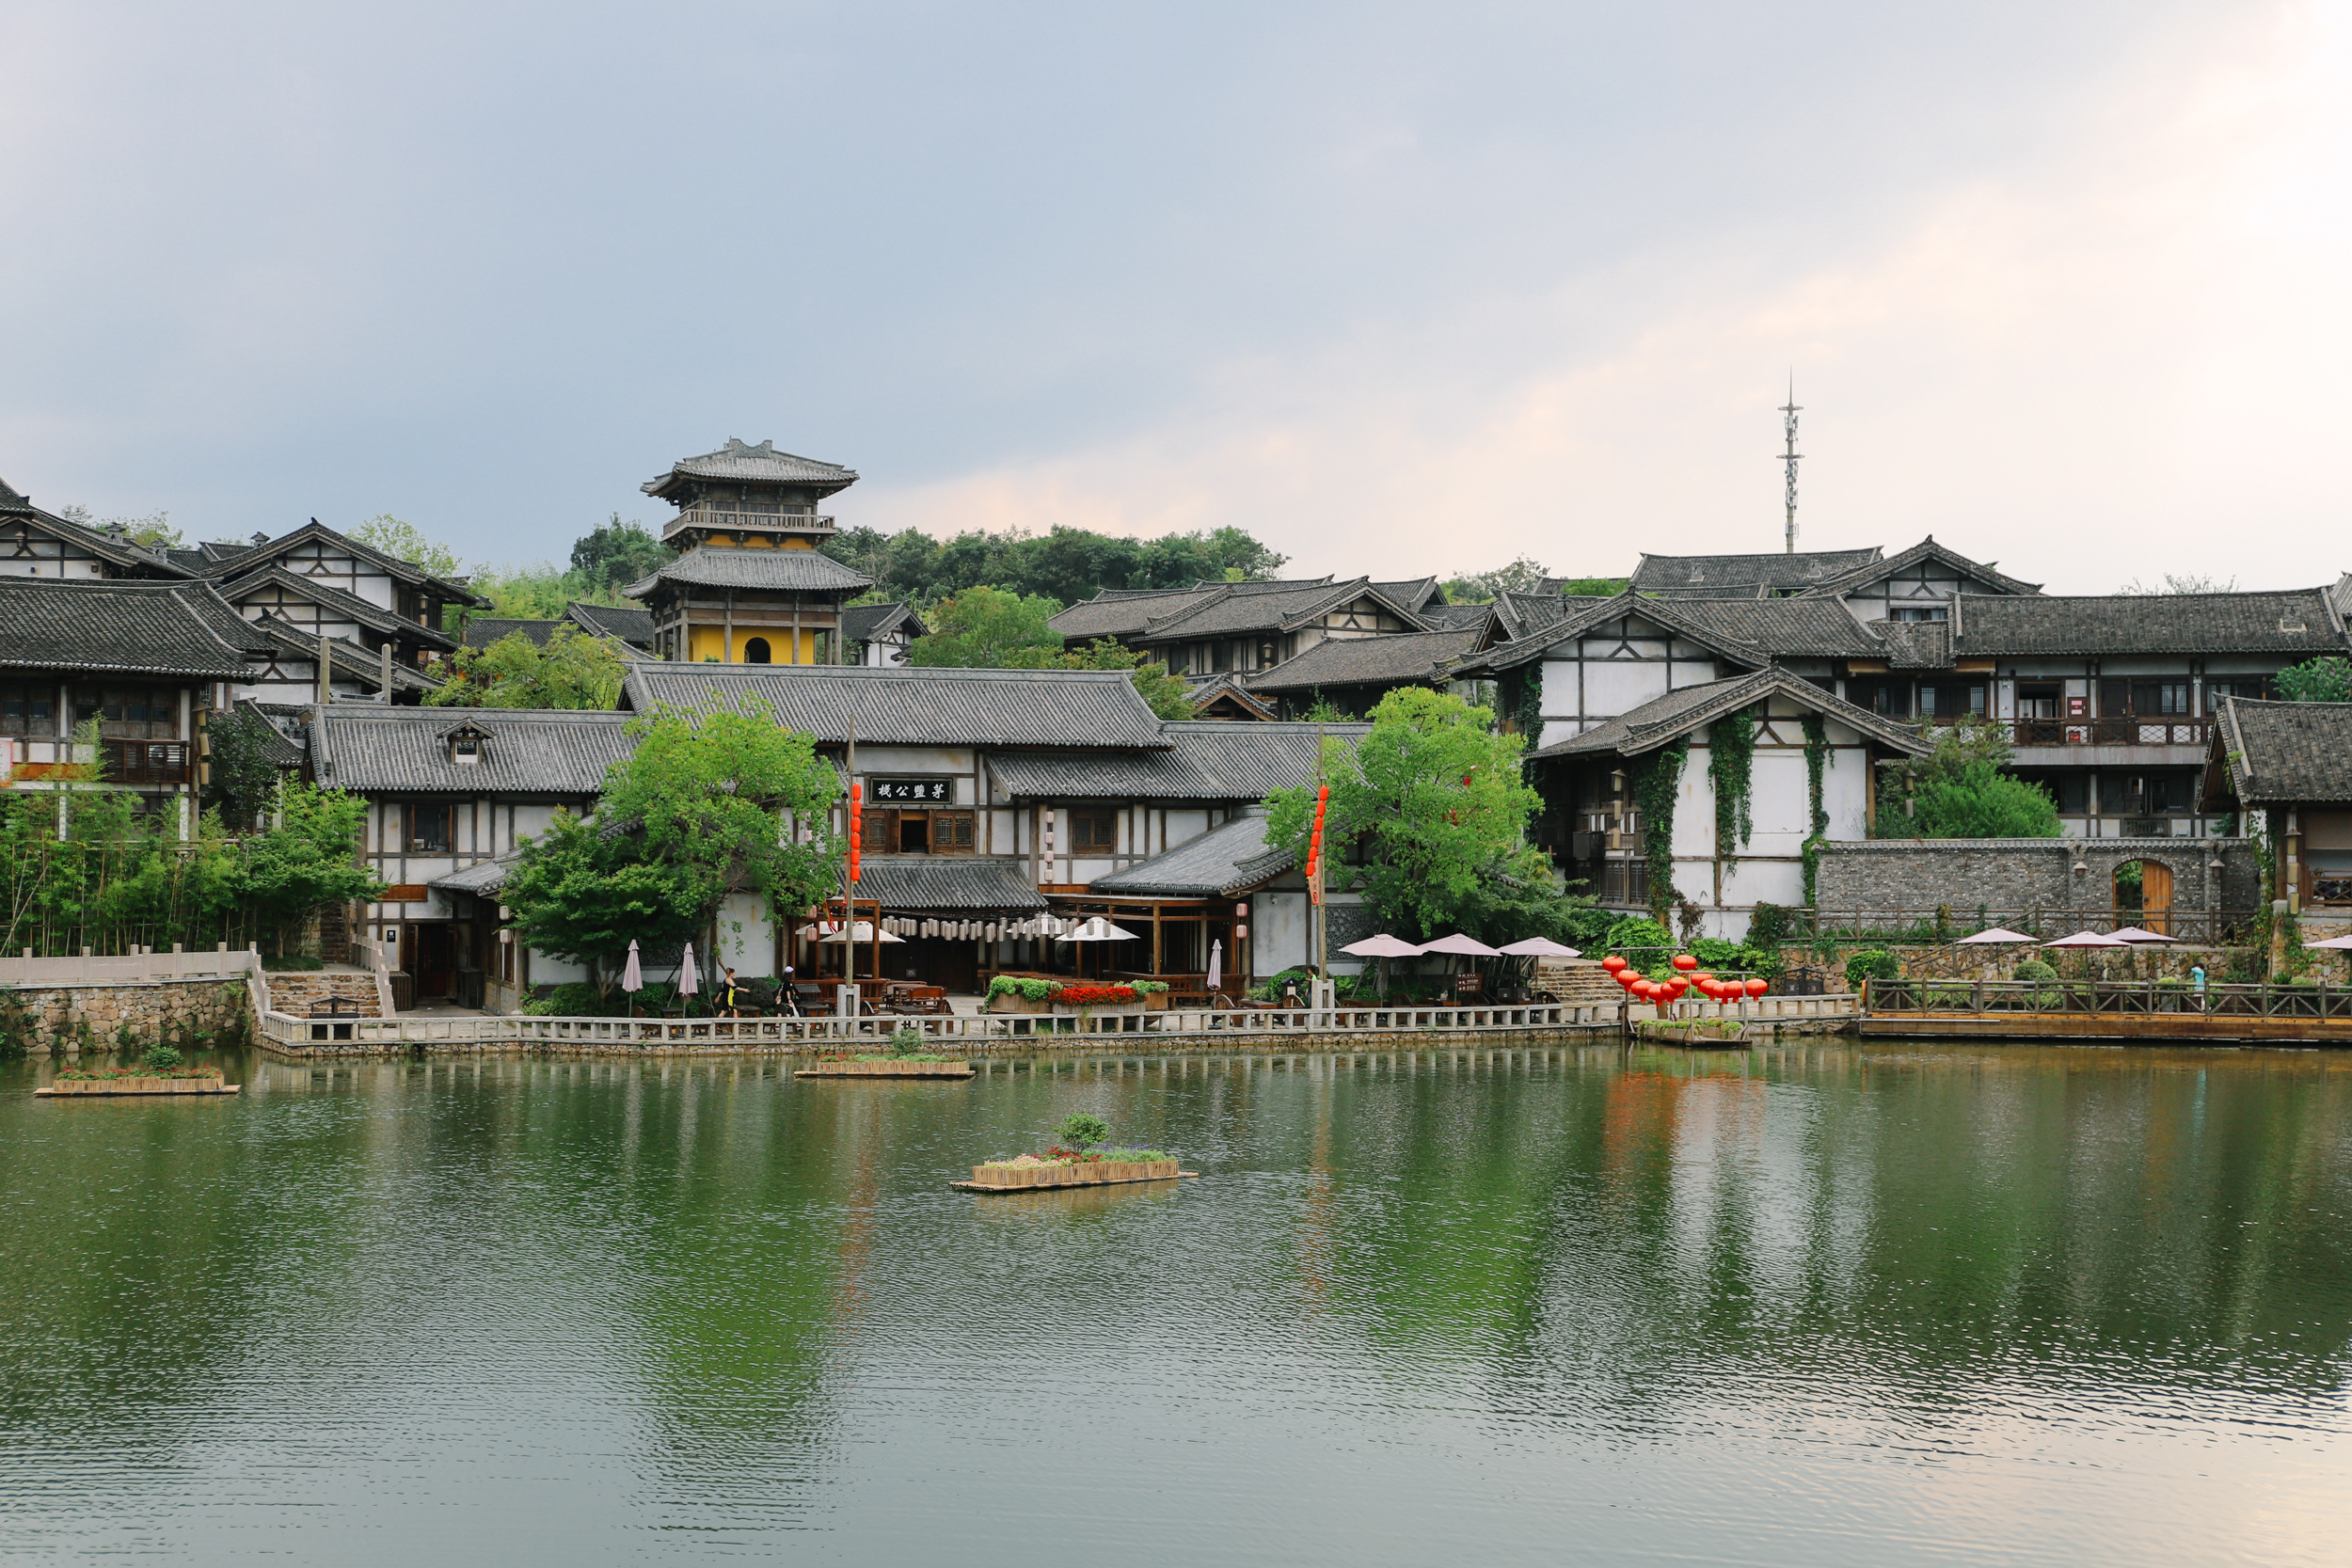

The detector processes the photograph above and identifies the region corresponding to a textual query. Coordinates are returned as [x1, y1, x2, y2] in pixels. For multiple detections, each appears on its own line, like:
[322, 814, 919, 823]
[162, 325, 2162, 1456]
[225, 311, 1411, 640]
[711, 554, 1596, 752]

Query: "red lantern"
[1665, 979, 1689, 1000]
[1615, 971, 1638, 990]
[1692, 972, 1715, 987]
[1745, 977, 1769, 997]
[1601, 955, 1628, 974]
[1672, 953, 1697, 972]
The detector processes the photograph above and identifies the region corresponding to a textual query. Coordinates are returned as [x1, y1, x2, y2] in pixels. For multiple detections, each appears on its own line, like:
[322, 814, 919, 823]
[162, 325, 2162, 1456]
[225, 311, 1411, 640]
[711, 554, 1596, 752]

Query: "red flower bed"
[1053, 984, 1139, 1006]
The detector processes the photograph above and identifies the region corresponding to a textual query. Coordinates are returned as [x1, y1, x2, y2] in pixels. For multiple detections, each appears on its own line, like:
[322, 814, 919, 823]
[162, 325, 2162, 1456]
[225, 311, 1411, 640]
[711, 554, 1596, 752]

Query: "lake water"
[4, 1042, 2351, 1567]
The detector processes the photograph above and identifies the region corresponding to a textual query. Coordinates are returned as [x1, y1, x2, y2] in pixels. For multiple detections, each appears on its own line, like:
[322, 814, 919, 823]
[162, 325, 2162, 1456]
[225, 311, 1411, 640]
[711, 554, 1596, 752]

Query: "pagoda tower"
[628, 438, 874, 664]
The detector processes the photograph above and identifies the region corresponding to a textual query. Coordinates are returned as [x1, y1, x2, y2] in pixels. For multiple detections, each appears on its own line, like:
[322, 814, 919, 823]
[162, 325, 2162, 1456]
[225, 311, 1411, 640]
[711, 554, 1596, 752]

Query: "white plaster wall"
[716, 892, 777, 977]
[1743, 752, 1814, 857]
[1254, 890, 1310, 974]
[1165, 808, 1212, 848]
[1581, 660, 1671, 718]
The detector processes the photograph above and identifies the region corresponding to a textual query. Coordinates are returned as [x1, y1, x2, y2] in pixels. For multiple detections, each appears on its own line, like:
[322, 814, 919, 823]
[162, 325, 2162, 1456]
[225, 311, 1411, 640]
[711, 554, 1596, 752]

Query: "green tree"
[1555, 577, 1629, 597]
[909, 587, 1066, 668]
[1875, 722, 2060, 838]
[506, 699, 844, 987]
[571, 515, 670, 596]
[2277, 657, 2352, 704]
[1266, 688, 1549, 938]
[1058, 638, 1196, 721]
[427, 624, 629, 710]
[60, 504, 183, 547]
[231, 784, 386, 954]
[468, 562, 579, 620]
[351, 515, 464, 579]
[1442, 556, 1552, 603]
[199, 705, 285, 831]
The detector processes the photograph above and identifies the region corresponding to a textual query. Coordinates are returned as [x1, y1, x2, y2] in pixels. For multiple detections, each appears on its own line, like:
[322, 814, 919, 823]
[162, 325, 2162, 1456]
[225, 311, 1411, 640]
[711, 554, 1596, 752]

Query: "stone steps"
[1535, 959, 1626, 1007]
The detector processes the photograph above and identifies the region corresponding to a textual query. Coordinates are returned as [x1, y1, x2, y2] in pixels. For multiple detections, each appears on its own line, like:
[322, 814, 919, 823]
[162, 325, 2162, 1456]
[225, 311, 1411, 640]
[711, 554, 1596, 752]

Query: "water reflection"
[3, 1043, 2350, 1566]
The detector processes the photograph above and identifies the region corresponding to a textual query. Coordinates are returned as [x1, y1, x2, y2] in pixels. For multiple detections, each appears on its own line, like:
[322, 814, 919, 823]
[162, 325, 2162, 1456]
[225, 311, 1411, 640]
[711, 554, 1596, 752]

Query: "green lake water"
[4, 1042, 2351, 1566]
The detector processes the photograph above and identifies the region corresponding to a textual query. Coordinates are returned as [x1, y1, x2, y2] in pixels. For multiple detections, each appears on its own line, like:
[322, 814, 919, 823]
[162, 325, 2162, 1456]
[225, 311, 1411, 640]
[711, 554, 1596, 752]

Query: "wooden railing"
[661, 508, 834, 541]
[1867, 977, 2352, 1021]
[1804, 909, 2263, 945]
[2000, 718, 2208, 748]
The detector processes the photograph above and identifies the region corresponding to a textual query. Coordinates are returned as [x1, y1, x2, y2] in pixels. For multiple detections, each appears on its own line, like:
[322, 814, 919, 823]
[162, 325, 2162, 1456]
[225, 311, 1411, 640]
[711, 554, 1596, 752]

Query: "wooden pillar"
[1152, 904, 1163, 977]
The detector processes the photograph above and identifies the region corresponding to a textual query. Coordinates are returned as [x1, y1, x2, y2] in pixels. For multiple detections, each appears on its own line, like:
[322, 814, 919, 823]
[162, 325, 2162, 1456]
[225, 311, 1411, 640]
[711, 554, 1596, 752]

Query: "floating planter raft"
[953, 1157, 1197, 1193]
[1633, 1020, 1749, 1047]
[796, 1058, 975, 1079]
[38, 1073, 240, 1097]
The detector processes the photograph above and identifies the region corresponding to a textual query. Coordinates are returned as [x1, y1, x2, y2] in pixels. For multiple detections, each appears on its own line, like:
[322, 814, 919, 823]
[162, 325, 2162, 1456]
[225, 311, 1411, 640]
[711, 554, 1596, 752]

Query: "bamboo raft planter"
[1633, 1021, 1749, 1047]
[794, 1059, 976, 1079]
[953, 1159, 1198, 1193]
[37, 1076, 240, 1097]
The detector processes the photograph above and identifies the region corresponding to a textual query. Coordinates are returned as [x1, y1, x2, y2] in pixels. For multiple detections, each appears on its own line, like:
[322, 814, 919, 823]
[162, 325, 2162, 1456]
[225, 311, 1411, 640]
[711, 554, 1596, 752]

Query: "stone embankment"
[260, 971, 383, 1016]
[3, 978, 252, 1055]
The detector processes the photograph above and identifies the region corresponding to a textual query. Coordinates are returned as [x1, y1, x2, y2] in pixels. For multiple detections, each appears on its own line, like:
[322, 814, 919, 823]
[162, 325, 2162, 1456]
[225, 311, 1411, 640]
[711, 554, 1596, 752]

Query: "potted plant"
[1134, 979, 1171, 1011]
[1049, 982, 1144, 1019]
[984, 975, 1055, 1014]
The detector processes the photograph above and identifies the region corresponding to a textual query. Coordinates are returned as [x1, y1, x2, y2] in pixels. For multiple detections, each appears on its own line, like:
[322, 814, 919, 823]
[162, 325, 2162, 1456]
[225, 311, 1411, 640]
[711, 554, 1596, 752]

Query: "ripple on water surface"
[3, 1043, 2350, 1567]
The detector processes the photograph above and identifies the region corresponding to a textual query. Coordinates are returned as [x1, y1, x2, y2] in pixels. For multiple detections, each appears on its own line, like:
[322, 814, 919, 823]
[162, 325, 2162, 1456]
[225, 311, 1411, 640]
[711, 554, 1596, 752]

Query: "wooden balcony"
[662, 508, 835, 543]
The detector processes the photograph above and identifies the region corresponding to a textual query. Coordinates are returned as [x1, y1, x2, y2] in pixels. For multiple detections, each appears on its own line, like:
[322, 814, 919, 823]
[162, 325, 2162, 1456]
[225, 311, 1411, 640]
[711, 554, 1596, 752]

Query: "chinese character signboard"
[868, 777, 953, 804]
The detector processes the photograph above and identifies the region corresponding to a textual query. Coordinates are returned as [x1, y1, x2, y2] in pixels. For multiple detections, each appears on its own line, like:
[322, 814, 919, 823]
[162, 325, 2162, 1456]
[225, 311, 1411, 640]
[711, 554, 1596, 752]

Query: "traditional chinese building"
[627, 439, 874, 664]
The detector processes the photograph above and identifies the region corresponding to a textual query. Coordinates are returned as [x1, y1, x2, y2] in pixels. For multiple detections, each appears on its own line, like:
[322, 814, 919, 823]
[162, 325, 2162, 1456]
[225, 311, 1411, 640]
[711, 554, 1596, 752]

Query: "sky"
[3, 1, 2348, 594]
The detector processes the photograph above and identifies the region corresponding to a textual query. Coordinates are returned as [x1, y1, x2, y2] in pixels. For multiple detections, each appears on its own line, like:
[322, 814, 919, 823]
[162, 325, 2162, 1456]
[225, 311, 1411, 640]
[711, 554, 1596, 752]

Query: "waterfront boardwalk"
[252, 994, 1862, 1058]
[1861, 978, 2352, 1044]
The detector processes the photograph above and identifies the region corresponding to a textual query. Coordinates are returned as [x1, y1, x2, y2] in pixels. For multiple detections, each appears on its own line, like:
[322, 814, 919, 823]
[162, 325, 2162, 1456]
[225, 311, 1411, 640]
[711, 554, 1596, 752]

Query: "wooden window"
[0, 680, 56, 736]
[83, 685, 178, 739]
[1072, 810, 1118, 852]
[931, 812, 975, 853]
[102, 740, 190, 784]
[405, 801, 453, 852]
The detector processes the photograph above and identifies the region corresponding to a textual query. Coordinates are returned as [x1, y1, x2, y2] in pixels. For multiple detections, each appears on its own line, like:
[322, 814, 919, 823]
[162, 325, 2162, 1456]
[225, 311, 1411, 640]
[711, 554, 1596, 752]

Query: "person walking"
[2190, 962, 2207, 1012]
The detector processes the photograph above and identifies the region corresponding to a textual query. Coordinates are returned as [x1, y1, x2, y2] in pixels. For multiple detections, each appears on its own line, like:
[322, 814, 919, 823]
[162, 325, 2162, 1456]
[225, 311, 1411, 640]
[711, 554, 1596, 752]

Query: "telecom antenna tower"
[1779, 378, 1802, 553]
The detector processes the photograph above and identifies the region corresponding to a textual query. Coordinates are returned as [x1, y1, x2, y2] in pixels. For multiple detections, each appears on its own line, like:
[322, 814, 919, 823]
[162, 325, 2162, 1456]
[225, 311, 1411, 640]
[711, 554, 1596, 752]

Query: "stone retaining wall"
[1816, 838, 2263, 920]
[2, 977, 254, 1055]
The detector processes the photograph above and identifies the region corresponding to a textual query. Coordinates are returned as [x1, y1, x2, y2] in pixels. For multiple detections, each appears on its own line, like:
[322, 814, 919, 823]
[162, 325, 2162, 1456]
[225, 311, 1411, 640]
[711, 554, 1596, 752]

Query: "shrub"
[889, 1028, 925, 1056]
[142, 1043, 183, 1070]
[261, 954, 326, 971]
[1746, 902, 1793, 950]
[1845, 949, 1900, 990]
[1058, 1113, 1109, 1149]
[985, 975, 1056, 1002]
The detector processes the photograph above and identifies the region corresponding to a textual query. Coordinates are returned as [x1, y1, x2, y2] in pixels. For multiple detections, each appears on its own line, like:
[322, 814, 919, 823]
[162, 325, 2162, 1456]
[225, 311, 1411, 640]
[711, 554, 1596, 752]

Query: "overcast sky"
[4, 2, 2346, 593]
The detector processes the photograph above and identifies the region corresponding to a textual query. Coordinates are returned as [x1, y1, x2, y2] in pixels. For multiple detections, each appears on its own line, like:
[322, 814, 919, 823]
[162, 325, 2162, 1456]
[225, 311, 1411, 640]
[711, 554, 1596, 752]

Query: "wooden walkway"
[1860, 978, 2352, 1044]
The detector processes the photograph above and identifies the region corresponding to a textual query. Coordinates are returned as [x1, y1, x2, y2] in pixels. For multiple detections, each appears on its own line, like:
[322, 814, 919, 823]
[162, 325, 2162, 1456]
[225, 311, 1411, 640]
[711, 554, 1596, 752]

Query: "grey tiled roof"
[1248, 628, 1483, 693]
[218, 563, 460, 649]
[254, 620, 444, 692]
[200, 520, 485, 606]
[1183, 673, 1275, 721]
[0, 485, 194, 578]
[1459, 590, 1774, 675]
[463, 617, 560, 650]
[1794, 536, 2042, 599]
[231, 698, 310, 768]
[1668, 598, 1888, 659]
[1370, 577, 1443, 611]
[986, 721, 1365, 800]
[852, 856, 1048, 912]
[1419, 601, 1494, 631]
[623, 663, 1170, 750]
[1048, 586, 1224, 640]
[0, 577, 274, 677]
[565, 603, 659, 647]
[1529, 668, 1933, 760]
[310, 705, 634, 795]
[840, 600, 925, 643]
[1136, 578, 1433, 641]
[1872, 620, 1950, 670]
[1629, 546, 1883, 598]
[1091, 812, 1293, 897]
[1949, 589, 2347, 657]
[643, 438, 858, 498]
[2213, 697, 2352, 803]
[623, 546, 872, 597]
[429, 854, 518, 896]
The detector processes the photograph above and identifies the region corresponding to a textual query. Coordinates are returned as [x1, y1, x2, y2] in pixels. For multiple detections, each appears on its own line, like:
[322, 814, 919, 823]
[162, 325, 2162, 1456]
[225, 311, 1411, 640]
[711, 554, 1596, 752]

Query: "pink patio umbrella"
[1419, 931, 1503, 997]
[2109, 927, 2180, 943]
[621, 940, 644, 1016]
[1954, 927, 2038, 944]
[2306, 934, 2352, 950]
[2042, 931, 2130, 948]
[1343, 932, 1423, 999]
[1498, 936, 1581, 999]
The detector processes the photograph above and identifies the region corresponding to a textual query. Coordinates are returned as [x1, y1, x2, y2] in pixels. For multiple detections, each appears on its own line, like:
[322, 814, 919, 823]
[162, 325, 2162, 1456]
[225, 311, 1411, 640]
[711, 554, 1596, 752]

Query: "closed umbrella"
[677, 942, 700, 1002]
[621, 940, 644, 1016]
[1955, 927, 2038, 944]
[1206, 939, 1222, 995]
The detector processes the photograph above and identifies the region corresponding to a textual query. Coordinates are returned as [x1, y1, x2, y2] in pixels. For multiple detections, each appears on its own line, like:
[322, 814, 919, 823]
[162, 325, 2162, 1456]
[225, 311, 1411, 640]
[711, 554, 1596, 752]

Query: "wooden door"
[415, 924, 455, 998]
[2138, 863, 2174, 935]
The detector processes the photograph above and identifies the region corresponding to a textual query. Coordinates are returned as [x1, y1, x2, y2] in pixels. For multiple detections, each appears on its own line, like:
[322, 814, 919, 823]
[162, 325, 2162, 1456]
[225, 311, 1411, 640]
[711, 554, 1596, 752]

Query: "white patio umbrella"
[1206, 939, 1222, 994]
[1497, 937, 1581, 958]
[1954, 927, 2039, 944]
[621, 940, 644, 993]
[1418, 932, 1504, 957]
[677, 942, 700, 1000]
[2110, 927, 2180, 943]
[802, 921, 905, 943]
[2042, 931, 2129, 948]
[2305, 933, 2352, 950]
[1057, 917, 1140, 942]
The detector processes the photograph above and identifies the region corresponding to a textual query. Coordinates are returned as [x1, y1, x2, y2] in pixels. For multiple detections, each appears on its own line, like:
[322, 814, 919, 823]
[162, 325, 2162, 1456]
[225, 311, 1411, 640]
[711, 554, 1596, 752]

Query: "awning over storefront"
[851, 855, 1049, 914]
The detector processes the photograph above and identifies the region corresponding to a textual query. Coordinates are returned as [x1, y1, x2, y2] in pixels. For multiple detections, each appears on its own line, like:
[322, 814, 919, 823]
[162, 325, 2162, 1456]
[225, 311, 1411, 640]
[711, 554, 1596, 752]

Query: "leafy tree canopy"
[1555, 577, 1630, 597]
[1442, 556, 1552, 603]
[1058, 638, 1197, 721]
[2278, 657, 2352, 704]
[1266, 688, 1549, 939]
[822, 522, 1285, 605]
[2122, 573, 2238, 594]
[909, 587, 1066, 668]
[506, 699, 844, 978]
[570, 515, 670, 596]
[1875, 721, 2061, 838]
[231, 784, 387, 948]
[201, 705, 287, 830]
[427, 624, 628, 710]
[351, 515, 464, 580]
